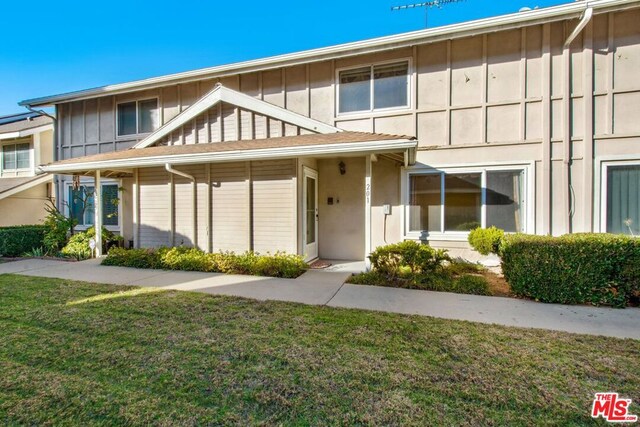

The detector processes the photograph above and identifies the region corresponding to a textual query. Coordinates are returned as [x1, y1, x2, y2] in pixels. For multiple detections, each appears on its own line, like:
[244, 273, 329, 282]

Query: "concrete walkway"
[2, 258, 639, 340]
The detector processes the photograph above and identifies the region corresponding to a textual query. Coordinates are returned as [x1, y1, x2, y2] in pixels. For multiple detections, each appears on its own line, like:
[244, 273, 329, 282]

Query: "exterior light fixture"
[339, 161, 346, 175]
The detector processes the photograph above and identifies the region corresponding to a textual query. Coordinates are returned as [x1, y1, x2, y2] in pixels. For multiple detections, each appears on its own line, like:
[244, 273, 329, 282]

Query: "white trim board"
[132, 84, 341, 149]
[41, 139, 416, 173]
[0, 124, 53, 141]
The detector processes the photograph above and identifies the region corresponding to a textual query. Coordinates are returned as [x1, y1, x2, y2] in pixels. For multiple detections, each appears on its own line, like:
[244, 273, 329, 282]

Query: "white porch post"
[365, 154, 372, 268]
[94, 170, 103, 257]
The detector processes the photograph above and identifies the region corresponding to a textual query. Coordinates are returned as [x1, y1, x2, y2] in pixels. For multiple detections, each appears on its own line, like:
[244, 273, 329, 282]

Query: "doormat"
[309, 260, 332, 269]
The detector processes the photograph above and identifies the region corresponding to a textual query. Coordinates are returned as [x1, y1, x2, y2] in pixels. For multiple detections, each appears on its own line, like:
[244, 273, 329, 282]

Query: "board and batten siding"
[56, 7, 640, 242]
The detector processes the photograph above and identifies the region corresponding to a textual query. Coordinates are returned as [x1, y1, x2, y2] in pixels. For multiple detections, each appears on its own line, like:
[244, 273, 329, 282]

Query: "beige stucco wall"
[317, 157, 365, 260]
[0, 183, 50, 227]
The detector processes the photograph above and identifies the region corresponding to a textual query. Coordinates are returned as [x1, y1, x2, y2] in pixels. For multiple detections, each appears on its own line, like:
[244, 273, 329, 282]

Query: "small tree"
[42, 202, 76, 255]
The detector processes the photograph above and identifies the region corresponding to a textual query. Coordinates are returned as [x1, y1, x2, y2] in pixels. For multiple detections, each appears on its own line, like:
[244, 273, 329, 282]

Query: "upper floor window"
[338, 61, 409, 114]
[117, 98, 158, 136]
[3, 143, 30, 170]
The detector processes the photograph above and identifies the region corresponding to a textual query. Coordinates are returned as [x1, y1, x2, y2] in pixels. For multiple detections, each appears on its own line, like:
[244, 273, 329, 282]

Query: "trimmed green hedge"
[468, 226, 505, 255]
[501, 233, 640, 307]
[0, 225, 47, 257]
[102, 246, 308, 279]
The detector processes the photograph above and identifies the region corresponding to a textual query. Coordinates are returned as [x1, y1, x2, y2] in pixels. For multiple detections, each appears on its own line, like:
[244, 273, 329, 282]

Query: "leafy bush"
[162, 247, 216, 272]
[348, 243, 495, 296]
[0, 225, 47, 257]
[61, 227, 123, 260]
[368, 240, 449, 277]
[101, 247, 163, 269]
[347, 270, 490, 296]
[42, 203, 75, 255]
[102, 246, 308, 279]
[468, 226, 505, 255]
[451, 275, 491, 296]
[501, 233, 640, 307]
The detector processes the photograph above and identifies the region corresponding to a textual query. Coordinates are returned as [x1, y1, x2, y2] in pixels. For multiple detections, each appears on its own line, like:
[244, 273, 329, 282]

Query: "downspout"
[165, 163, 197, 247]
[562, 5, 593, 233]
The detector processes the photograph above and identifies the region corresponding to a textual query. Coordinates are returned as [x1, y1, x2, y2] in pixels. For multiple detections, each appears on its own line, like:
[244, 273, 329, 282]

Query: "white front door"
[303, 167, 318, 261]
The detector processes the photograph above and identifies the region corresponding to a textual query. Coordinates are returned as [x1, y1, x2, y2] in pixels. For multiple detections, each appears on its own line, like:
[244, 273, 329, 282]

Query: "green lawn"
[1, 275, 638, 425]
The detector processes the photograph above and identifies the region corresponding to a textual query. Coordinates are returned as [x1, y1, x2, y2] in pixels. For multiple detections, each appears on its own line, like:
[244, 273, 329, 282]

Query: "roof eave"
[40, 139, 417, 173]
[0, 174, 53, 201]
[20, 0, 639, 108]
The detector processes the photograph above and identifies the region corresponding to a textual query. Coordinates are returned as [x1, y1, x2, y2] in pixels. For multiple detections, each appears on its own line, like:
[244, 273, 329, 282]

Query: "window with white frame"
[117, 98, 158, 136]
[3, 143, 30, 170]
[605, 163, 640, 236]
[408, 169, 526, 234]
[68, 184, 119, 227]
[338, 61, 409, 114]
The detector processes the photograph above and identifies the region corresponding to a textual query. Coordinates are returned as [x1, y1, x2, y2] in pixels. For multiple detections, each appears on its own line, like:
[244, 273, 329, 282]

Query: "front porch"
[42, 132, 416, 261]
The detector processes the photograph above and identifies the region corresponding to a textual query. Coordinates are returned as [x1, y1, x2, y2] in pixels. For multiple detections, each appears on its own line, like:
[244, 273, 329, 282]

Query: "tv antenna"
[391, 0, 465, 28]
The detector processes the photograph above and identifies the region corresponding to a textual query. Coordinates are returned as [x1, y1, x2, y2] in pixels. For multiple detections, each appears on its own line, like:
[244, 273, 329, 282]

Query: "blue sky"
[0, 0, 569, 115]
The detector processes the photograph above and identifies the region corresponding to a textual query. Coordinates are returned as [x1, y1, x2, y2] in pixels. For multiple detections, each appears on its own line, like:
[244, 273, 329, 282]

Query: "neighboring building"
[0, 112, 53, 226]
[20, 0, 640, 261]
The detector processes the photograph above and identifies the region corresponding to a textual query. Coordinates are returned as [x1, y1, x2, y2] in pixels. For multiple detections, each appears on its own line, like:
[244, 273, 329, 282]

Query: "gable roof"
[0, 113, 53, 140]
[41, 131, 416, 174]
[133, 84, 341, 149]
[20, 0, 638, 108]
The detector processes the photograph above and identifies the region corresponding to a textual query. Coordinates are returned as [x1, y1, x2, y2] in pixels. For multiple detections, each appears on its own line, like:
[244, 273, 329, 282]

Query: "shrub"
[251, 252, 309, 278]
[0, 225, 47, 257]
[501, 233, 640, 307]
[102, 246, 308, 278]
[61, 227, 123, 260]
[101, 247, 162, 269]
[451, 275, 491, 296]
[368, 241, 449, 277]
[162, 247, 216, 272]
[468, 226, 505, 255]
[42, 203, 75, 254]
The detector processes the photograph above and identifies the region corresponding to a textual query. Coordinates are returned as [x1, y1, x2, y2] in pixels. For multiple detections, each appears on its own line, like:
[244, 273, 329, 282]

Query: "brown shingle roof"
[49, 131, 414, 166]
[0, 115, 52, 134]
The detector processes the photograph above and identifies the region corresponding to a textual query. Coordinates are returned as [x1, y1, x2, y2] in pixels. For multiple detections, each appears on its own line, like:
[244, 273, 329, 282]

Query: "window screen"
[339, 67, 371, 113]
[117, 102, 137, 136]
[373, 62, 408, 109]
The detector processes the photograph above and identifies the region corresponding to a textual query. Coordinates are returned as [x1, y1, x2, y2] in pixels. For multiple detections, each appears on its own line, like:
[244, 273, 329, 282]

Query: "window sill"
[404, 232, 470, 242]
[336, 106, 411, 120]
[75, 224, 120, 232]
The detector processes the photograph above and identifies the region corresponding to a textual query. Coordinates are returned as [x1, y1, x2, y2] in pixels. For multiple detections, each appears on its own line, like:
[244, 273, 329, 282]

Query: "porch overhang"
[39, 131, 417, 176]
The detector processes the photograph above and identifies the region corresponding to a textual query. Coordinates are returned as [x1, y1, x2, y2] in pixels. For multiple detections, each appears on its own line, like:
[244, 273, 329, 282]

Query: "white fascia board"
[133, 85, 340, 149]
[42, 139, 417, 173]
[0, 174, 53, 200]
[0, 132, 20, 140]
[0, 124, 54, 141]
[21, 0, 639, 108]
